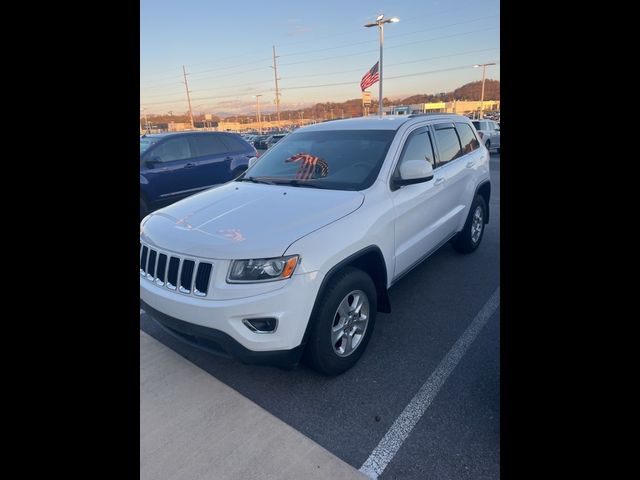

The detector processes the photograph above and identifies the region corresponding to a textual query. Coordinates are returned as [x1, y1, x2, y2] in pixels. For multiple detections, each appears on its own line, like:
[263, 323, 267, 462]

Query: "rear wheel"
[304, 267, 377, 376]
[452, 195, 487, 253]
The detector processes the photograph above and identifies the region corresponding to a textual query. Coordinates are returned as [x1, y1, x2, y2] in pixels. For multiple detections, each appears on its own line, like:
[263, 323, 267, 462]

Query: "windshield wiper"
[277, 179, 328, 189]
[237, 176, 277, 185]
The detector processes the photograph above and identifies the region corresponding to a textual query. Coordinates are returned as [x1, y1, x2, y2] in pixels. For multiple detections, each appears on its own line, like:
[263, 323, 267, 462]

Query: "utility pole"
[141, 107, 150, 133]
[182, 65, 194, 128]
[254, 94, 263, 134]
[271, 46, 281, 123]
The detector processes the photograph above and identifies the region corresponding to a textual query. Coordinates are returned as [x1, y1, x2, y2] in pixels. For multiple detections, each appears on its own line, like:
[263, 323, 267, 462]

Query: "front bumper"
[141, 300, 305, 367]
[140, 270, 323, 363]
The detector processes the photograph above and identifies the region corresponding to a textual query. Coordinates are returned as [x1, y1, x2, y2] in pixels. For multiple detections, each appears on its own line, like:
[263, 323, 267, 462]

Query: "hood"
[141, 182, 364, 259]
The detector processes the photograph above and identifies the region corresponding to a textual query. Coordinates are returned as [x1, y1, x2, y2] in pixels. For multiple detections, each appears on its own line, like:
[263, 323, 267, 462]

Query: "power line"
[141, 47, 499, 102]
[145, 48, 498, 105]
[279, 27, 498, 67]
[277, 14, 498, 58]
[143, 61, 499, 106]
[284, 47, 499, 80]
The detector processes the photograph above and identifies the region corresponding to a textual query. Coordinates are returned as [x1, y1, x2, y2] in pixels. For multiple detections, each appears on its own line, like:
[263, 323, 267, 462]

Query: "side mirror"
[394, 160, 434, 187]
[248, 156, 258, 168]
[145, 156, 160, 169]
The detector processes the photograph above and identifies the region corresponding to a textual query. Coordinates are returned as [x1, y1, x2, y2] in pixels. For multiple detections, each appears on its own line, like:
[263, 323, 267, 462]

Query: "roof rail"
[407, 112, 458, 119]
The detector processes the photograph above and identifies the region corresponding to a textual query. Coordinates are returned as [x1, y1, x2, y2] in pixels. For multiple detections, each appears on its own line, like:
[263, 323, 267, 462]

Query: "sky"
[140, 0, 500, 116]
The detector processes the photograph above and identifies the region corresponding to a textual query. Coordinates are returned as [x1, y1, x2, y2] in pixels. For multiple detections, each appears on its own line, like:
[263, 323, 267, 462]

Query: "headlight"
[227, 255, 299, 283]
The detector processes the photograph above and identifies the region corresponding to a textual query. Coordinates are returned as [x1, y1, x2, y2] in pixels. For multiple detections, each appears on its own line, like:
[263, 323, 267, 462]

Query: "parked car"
[252, 135, 271, 150]
[140, 131, 257, 220]
[140, 114, 490, 375]
[471, 119, 500, 152]
[264, 133, 287, 149]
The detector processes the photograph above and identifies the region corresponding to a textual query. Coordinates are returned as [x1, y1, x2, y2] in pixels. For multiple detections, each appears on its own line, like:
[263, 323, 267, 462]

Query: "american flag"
[360, 62, 379, 91]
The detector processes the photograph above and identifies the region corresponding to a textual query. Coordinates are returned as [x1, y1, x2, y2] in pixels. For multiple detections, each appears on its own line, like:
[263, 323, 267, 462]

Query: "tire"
[451, 195, 487, 254]
[485, 139, 491, 151]
[140, 197, 148, 222]
[304, 267, 377, 376]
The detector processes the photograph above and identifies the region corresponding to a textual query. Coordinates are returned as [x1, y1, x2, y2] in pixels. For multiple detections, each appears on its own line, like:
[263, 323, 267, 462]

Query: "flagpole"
[379, 24, 383, 117]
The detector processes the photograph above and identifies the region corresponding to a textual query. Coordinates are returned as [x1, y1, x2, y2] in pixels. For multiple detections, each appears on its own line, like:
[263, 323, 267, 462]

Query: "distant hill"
[142, 80, 499, 123]
[228, 79, 500, 121]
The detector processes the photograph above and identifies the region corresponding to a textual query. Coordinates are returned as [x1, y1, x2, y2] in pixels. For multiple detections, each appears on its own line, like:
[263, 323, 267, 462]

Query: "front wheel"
[485, 140, 491, 151]
[304, 267, 377, 376]
[451, 195, 487, 253]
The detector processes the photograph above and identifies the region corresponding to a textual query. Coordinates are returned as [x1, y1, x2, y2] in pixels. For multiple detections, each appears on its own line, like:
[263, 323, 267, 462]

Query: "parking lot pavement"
[141, 330, 366, 480]
[140, 152, 500, 479]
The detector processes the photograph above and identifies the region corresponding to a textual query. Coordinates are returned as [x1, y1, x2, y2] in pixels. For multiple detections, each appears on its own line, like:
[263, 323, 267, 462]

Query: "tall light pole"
[474, 63, 496, 119]
[365, 14, 399, 118]
[254, 94, 263, 134]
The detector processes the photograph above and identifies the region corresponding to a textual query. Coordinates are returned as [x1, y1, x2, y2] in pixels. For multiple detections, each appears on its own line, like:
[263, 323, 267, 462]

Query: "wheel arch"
[475, 180, 491, 224]
[300, 246, 391, 348]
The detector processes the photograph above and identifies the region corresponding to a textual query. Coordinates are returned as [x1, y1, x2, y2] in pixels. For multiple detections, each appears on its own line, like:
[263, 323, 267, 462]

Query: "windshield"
[243, 129, 396, 191]
[140, 137, 161, 155]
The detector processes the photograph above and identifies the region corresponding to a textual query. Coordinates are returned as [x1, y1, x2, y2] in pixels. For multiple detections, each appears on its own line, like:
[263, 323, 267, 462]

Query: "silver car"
[472, 119, 500, 153]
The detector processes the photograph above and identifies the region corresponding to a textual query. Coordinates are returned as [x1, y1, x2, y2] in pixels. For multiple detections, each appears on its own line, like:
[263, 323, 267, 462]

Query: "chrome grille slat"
[155, 253, 168, 286]
[146, 249, 157, 280]
[176, 259, 185, 293]
[140, 242, 214, 298]
[140, 246, 149, 276]
[194, 262, 213, 297]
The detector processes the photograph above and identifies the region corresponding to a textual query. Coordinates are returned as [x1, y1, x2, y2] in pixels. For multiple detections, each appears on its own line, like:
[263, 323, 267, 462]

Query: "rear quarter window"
[455, 122, 480, 154]
[221, 134, 251, 152]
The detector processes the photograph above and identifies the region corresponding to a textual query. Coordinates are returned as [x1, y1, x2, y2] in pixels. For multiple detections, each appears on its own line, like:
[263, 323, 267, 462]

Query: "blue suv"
[140, 132, 257, 219]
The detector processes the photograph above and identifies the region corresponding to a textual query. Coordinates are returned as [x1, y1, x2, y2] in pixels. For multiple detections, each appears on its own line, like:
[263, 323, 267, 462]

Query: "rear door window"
[190, 134, 230, 157]
[433, 123, 463, 166]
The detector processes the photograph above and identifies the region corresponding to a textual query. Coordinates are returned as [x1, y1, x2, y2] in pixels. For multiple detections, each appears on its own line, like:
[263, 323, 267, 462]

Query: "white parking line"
[359, 287, 500, 479]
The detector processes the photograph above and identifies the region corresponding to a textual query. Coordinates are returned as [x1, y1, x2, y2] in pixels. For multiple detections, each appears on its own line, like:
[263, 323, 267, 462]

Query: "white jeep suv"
[140, 114, 491, 376]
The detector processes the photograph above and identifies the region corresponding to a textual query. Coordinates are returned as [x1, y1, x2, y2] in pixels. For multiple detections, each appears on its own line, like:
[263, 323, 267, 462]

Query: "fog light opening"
[242, 318, 278, 334]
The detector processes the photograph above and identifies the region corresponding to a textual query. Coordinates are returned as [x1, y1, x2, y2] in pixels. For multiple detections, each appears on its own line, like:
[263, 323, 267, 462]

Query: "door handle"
[466, 161, 476, 168]
[434, 178, 445, 186]
[184, 162, 196, 168]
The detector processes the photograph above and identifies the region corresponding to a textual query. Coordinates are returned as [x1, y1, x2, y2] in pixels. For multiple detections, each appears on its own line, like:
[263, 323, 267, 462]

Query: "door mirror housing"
[393, 160, 434, 188]
[248, 156, 258, 168]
